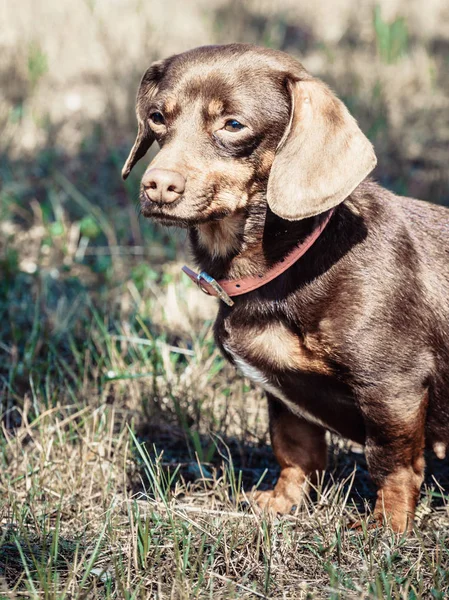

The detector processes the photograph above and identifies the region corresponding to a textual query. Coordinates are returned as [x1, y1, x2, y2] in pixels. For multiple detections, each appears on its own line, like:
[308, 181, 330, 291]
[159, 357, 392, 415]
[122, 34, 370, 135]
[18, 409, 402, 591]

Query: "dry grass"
[1, 0, 449, 597]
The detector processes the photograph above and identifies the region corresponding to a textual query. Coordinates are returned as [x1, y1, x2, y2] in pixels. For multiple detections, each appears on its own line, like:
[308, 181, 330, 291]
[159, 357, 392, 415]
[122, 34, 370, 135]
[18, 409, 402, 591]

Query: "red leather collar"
[182, 208, 335, 306]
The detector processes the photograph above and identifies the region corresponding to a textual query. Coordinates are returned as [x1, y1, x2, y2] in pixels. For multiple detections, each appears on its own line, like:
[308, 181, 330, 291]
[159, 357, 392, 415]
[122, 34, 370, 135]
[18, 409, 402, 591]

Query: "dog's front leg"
[253, 393, 327, 514]
[365, 442, 425, 532]
[360, 387, 427, 532]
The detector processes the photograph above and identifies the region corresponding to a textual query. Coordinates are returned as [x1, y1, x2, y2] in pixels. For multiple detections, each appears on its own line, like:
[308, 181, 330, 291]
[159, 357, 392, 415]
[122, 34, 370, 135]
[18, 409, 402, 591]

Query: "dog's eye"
[224, 119, 245, 132]
[150, 112, 165, 125]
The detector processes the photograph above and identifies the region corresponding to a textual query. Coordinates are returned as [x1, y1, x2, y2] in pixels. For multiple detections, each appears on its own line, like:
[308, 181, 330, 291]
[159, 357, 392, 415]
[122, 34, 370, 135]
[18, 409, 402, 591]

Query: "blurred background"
[1, 2, 449, 595]
[2, 0, 449, 194]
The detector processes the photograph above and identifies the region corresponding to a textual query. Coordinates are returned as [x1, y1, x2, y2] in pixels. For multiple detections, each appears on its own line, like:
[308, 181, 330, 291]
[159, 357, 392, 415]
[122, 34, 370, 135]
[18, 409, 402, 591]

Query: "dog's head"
[123, 44, 376, 227]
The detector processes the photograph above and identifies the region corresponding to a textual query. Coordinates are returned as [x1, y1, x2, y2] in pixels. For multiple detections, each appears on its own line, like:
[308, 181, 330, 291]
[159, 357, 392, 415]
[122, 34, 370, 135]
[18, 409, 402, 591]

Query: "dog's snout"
[142, 168, 186, 204]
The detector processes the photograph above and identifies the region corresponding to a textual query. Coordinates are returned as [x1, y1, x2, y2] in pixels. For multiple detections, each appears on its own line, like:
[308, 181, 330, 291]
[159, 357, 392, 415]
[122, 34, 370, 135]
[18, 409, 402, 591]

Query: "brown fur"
[253, 394, 328, 514]
[123, 44, 449, 533]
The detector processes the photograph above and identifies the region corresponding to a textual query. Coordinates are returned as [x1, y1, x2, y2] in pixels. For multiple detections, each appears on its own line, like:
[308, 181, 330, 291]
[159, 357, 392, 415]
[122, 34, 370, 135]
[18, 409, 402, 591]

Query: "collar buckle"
[196, 271, 234, 306]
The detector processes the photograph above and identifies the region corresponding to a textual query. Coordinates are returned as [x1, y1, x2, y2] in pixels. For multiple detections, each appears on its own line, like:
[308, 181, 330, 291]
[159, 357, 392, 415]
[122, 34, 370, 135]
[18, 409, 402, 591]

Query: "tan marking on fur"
[258, 149, 276, 176]
[345, 197, 362, 216]
[197, 214, 245, 259]
[207, 98, 224, 117]
[374, 464, 424, 532]
[253, 411, 327, 515]
[164, 96, 178, 114]
[223, 253, 266, 279]
[303, 331, 334, 359]
[433, 441, 446, 459]
[246, 323, 332, 374]
[194, 159, 257, 264]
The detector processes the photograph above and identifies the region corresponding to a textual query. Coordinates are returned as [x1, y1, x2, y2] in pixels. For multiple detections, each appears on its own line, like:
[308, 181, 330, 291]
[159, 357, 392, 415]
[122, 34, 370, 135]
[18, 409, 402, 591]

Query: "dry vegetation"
[1, 0, 449, 597]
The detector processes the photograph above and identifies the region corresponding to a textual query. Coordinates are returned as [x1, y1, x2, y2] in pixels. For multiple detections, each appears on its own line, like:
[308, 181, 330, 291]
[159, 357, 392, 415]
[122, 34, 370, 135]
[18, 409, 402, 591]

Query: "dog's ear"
[267, 77, 376, 220]
[122, 60, 166, 180]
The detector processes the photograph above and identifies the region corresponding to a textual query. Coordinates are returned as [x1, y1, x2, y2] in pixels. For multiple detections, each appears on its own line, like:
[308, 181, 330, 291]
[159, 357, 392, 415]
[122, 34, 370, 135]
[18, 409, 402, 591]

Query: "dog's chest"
[220, 319, 335, 429]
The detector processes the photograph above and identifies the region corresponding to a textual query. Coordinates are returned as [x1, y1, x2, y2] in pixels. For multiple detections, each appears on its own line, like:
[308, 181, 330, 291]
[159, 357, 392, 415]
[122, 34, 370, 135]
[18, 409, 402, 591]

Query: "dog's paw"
[349, 515, 383, 533]
[250, 489, 302, 515]
[349, 511, 411, 534]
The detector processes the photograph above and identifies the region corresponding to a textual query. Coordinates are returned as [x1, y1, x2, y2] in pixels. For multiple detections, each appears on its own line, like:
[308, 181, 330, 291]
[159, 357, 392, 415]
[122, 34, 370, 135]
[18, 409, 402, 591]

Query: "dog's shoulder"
[345, 179, 449, 312]
[348, 178, 449, 236]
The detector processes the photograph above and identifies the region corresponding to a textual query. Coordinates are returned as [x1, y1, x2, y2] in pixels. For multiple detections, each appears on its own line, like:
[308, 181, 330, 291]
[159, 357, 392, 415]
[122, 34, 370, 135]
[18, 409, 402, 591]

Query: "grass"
[1, 0, 449, 597]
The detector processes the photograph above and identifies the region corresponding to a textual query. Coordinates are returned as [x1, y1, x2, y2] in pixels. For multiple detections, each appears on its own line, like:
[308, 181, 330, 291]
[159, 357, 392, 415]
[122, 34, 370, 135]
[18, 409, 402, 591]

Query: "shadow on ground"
[133, 420, 449, 515]
[0, 525, 81, 591]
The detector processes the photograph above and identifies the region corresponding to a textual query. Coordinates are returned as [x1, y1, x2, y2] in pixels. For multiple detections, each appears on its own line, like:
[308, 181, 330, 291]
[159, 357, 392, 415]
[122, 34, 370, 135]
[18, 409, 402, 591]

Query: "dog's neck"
[189, 201, 318, 280]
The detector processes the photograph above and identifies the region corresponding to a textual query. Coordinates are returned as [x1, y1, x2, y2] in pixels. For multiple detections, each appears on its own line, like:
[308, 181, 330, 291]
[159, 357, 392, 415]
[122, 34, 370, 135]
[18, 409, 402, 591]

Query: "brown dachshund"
[122, 44, 449, 532]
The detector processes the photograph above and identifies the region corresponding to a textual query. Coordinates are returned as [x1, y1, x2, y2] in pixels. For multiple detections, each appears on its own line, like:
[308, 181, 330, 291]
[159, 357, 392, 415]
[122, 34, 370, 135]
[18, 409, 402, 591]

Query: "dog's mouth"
[139, 190, 232, 227]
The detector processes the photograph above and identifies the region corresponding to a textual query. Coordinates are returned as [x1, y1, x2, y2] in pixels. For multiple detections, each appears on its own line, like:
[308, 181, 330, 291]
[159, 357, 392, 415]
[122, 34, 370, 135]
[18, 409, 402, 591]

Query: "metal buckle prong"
[196, 271, 234, 306]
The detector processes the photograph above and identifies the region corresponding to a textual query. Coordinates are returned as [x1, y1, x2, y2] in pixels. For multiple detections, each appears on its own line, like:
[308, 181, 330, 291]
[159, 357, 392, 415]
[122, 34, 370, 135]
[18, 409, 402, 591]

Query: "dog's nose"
[142, 168, 186, 204]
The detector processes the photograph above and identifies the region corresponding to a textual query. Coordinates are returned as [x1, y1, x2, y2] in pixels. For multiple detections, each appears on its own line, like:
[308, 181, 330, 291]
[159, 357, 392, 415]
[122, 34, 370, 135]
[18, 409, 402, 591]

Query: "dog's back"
[395, 194, 449, 324]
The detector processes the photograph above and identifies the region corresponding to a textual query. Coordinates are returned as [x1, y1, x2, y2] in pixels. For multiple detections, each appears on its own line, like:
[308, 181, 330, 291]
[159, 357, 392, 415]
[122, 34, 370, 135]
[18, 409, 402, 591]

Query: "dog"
[122, 43, 449, 532]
